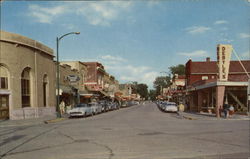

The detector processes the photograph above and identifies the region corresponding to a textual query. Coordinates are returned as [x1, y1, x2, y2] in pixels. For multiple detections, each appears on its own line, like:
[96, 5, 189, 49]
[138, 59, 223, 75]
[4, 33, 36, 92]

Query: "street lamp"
[56, 32, 80, 118]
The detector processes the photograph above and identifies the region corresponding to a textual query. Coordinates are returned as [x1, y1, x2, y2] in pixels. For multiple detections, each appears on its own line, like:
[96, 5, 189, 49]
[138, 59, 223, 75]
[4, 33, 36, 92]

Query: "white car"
[164, 102, 178, 113]
[89, 102, 102, 115]
[68, 103, 92, 117]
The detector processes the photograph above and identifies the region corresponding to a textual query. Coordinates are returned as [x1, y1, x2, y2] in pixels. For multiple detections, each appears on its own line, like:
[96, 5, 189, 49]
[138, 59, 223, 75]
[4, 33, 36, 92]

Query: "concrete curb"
[44, 117, 67, 124]
[177, 112, 250, 121]
[177, 112, 197, 120]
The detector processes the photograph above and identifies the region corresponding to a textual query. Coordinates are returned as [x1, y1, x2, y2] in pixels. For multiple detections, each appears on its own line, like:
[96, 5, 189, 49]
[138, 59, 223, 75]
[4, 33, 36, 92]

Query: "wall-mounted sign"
[67, 75, 80, 82]
[217, 44, 232, 81]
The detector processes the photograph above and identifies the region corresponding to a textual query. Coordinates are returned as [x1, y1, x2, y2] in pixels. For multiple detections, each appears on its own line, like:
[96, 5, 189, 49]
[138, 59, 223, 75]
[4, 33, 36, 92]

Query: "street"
[0, 102, 249, 159]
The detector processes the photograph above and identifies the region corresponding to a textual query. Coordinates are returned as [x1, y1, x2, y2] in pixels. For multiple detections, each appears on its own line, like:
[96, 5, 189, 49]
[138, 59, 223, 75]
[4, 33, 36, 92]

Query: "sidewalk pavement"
[178, 111, 250, 121]
[0, 114, 69, 127]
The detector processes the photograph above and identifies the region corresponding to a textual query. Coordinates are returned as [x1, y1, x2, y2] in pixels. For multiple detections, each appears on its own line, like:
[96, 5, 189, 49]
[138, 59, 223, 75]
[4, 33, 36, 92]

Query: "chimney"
[206, 57, 210, 62]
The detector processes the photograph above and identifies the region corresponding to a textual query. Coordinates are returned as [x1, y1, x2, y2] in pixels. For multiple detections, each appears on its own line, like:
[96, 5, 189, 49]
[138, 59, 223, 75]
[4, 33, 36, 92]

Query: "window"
[0, 77, 8, 89]
[202, 76, 208, 80]
[0, 66, 9, 89]
[21, 68, 30, 107]
[43, 75, 48, 107]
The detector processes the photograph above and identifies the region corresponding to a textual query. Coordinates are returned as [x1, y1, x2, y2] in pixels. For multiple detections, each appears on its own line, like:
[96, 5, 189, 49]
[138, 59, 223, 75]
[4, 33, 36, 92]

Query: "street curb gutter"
[177, 112, 197, 120]
[44, 118, 67, 124]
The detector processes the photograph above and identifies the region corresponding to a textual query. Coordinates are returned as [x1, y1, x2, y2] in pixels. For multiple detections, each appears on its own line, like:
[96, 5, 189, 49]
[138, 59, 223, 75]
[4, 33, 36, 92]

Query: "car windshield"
[75, 104, 88, 108]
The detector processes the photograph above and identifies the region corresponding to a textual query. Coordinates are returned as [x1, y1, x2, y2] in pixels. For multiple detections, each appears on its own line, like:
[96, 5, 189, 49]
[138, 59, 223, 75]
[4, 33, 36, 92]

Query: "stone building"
[0, 31, 56, 119]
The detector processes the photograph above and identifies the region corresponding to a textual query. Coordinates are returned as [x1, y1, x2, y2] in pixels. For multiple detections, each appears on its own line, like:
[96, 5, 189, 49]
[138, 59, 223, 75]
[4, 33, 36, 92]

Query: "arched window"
[43, 74, 48, 107]
[0, 66, 9, 89]
[21, 68, 31, 107]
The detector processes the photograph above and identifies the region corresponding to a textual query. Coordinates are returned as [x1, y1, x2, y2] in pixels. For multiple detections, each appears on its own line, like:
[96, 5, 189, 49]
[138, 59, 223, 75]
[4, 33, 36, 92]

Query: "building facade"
[60, 61, 88, 103]
[0, 31, 56, 119]
[185, 45, 249, 116]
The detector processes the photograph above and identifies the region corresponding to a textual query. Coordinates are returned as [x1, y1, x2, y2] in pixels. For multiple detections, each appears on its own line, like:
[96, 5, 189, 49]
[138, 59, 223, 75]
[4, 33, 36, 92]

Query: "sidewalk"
[0, 114, 69, 127]
[178, 111, 250, 120]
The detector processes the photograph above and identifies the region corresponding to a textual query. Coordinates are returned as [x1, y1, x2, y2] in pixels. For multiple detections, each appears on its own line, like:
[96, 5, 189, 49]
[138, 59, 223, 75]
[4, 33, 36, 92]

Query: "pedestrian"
[223, 103, 229, 118]
[229, 105, 234, 117]
[59, 100, 65, 115]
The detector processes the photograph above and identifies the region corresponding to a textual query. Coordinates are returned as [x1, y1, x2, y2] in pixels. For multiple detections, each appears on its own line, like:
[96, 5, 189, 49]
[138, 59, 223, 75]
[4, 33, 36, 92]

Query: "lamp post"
[56, 32, 80, 118]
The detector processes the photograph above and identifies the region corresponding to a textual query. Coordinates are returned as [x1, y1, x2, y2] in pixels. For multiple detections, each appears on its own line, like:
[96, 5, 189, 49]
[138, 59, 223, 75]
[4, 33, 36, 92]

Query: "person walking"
[223, 103, 229, 118]
[59, 100, 65, 115]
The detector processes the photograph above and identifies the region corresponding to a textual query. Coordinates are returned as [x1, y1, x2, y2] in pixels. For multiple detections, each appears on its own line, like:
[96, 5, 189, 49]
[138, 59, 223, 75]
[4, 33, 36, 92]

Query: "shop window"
[21, 68, 31, 107]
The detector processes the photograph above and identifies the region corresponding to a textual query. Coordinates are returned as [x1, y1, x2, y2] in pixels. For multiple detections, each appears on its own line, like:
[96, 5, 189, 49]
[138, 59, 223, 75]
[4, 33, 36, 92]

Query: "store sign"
[67, 75, 80, 82]
[217, 44, 232, 81]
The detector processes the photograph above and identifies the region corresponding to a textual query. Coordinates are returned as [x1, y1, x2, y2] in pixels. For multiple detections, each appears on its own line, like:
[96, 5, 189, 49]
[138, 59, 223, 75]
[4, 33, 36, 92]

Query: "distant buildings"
[0, 31, 125, 120]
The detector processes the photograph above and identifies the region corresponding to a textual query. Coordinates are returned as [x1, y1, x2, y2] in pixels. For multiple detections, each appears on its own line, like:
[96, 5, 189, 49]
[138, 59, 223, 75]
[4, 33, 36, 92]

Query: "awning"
[100, 90, 109, 97]
[56, 85, 74, 95]
[79, 90, 99, 98]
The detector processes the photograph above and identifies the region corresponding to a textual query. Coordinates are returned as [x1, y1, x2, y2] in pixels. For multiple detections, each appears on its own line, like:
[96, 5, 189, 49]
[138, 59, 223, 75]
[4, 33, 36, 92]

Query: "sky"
[1, 0, 249, 89]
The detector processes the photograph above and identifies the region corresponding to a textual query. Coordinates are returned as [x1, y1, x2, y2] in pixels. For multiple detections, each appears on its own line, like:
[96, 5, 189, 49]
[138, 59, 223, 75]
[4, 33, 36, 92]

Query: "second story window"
[202, 76, 208, 80]
[0, 66, 9, 89]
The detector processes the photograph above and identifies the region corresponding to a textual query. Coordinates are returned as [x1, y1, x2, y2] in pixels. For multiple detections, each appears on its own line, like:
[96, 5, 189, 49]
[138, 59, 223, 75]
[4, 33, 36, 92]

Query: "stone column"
[216, 86, 225, 118]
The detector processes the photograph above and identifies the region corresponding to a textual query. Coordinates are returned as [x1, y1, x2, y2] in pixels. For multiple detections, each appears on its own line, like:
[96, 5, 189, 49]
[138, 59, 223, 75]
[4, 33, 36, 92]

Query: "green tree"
[148, 89, 157, 100]
[169, 64, 185, 75]
[153, 76, 171, 96]
[136, 83, 148, 99]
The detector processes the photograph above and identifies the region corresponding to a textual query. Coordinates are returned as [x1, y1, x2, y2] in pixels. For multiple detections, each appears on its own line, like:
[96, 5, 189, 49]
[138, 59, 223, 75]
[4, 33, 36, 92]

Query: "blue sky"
[1, 0, 249, 89]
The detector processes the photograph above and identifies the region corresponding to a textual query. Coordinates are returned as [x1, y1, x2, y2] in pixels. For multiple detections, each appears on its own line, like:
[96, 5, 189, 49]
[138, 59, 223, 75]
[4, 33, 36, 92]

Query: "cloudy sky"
[1, 0, 249, 88]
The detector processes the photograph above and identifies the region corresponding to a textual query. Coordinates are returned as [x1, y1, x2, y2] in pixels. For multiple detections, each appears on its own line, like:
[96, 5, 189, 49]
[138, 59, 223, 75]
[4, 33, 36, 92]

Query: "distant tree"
[148, 89, 157, 100]
[153, 76, 171, 96]
[137, 83, 148, 99]
[169, 64, 185, 76]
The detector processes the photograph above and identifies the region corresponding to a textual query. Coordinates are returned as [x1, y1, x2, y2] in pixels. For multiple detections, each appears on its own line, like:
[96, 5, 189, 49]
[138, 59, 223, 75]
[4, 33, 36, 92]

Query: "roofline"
[0, 30, 54, 57]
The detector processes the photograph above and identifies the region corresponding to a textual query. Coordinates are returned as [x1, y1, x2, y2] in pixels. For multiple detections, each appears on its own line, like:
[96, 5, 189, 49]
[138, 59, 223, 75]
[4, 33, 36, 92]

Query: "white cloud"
[239, 33, 250, 38]
[28, 4, 66, 24]
[185, 26, 211, 34]
[62, 23, 78, 30]
[217, 38, 234, 43]
[100, 55, 127, 62]
[28, 2, 133, 26]
[178, 50, 208, 57]
[214, 20, 228, 25]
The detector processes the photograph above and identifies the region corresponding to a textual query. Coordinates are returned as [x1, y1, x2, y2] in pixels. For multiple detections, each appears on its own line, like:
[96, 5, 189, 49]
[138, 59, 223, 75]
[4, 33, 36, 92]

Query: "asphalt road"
[0, 102, 249, 159]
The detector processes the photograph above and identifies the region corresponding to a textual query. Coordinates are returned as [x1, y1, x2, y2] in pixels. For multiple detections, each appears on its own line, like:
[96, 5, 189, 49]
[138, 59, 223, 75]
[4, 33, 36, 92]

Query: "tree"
[148, 89, 157, 100]
[169, 64, 185, 75]
[136, 83, 148, 99]
[153, 76, 171, 96]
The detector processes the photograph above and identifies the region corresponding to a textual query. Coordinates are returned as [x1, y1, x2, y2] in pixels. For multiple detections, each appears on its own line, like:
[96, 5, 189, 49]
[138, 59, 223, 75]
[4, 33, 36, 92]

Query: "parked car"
[68, 103, 92, 117]
[163, 102, 178, 113]
[89, 102, 102, 115]
[99, 100, 109, 112]
[121, 101, 128, 108]
[109, 102, 119, 110]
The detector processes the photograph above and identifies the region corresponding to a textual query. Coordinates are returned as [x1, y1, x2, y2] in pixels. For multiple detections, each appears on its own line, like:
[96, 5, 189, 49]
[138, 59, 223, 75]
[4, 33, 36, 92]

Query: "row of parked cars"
[68, 100, 140, 118]
[156, 101, 178, 113]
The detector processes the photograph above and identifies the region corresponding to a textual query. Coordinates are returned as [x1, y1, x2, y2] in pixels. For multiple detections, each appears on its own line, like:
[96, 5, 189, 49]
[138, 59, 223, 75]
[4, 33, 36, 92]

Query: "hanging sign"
[217, 44, 232, 81]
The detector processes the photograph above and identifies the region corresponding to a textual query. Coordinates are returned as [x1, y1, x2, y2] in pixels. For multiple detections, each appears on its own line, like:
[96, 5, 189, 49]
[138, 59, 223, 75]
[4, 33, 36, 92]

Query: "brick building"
[185, 57, 249, 116]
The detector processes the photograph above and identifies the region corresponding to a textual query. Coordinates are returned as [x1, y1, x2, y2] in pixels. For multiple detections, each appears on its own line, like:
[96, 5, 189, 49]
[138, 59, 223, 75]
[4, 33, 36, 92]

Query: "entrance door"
[0, 95, 9, 119]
